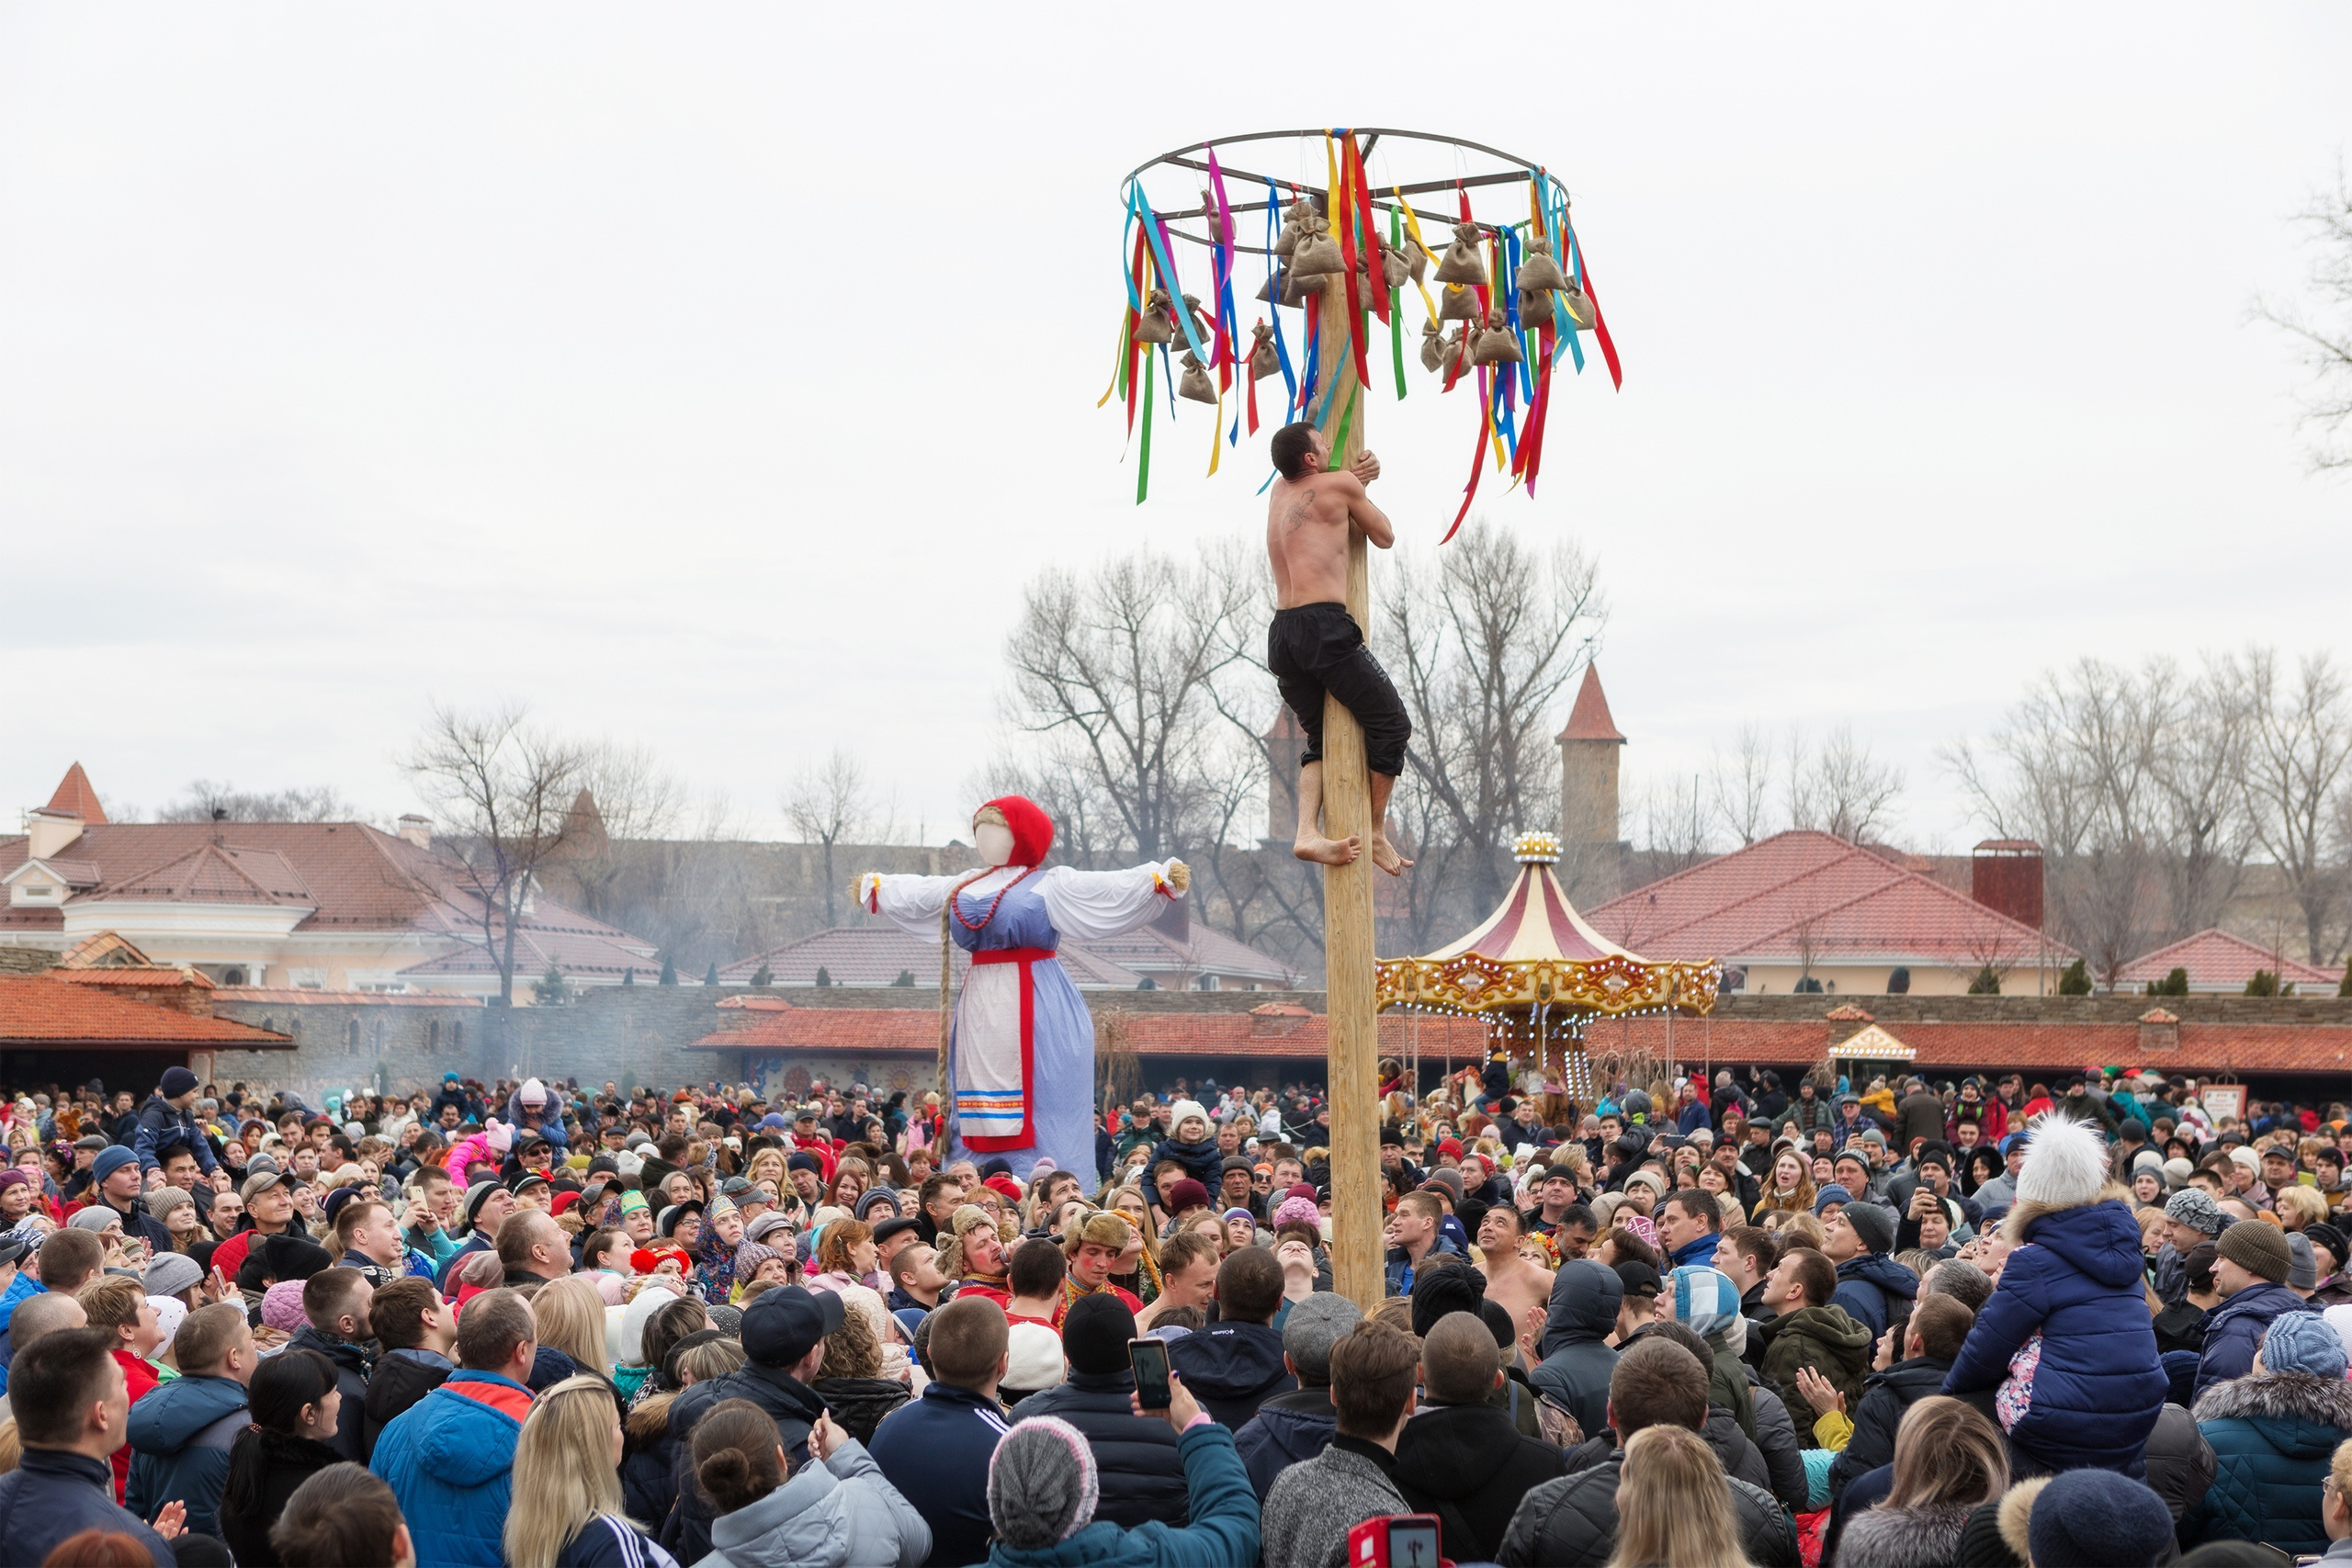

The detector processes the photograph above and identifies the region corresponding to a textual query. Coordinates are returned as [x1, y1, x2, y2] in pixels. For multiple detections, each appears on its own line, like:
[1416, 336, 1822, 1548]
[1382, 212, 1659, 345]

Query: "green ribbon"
[1136, 350, 1155, 504]
[1388, 208, 1408, 401]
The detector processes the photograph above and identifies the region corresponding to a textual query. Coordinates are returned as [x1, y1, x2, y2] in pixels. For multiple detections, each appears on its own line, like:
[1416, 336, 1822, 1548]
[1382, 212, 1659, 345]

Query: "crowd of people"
[1, 1057, 2351, 1566]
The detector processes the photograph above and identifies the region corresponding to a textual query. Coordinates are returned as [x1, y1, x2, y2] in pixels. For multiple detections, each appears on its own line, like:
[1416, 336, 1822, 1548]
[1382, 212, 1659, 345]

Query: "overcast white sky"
[3, 5, 2346, 851]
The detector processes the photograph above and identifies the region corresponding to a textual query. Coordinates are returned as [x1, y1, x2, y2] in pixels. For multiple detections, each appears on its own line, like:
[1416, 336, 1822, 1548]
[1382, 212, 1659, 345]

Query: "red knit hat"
[983, 1173, 1025, 1204]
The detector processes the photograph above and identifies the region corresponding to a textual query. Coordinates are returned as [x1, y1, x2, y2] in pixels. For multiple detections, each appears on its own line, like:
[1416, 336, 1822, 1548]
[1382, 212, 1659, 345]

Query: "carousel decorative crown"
[1513, 831, 1562, 864]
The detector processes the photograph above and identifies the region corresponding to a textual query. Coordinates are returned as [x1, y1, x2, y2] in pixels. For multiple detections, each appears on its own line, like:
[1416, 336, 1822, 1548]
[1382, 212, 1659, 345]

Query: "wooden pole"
[1316, 229, 1383, 1311]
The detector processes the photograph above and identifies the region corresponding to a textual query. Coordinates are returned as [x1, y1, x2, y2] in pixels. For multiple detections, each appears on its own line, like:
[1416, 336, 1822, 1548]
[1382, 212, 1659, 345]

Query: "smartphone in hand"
[1128, 1336, 1173, 1411]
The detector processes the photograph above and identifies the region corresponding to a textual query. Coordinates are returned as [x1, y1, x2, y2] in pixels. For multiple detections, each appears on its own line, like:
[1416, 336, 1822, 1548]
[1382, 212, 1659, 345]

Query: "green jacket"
[1755, 1303, 1875, 1439]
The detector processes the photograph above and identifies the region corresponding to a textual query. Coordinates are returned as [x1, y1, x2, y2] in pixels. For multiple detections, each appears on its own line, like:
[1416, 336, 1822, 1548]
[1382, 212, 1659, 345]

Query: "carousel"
[1375, 830, 1720, 1106]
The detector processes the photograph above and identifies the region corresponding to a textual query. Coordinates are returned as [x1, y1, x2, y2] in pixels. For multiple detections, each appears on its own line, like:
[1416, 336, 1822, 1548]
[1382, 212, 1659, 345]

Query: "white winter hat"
[2014, 1114, 2108, 1210]
[521, 1077, 548, 1105]
[1169, 1100, 1209, 1132]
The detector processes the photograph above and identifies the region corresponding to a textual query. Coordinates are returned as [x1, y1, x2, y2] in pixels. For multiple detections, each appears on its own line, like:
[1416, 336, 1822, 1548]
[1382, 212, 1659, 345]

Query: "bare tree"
[2252, 161, 2352, 473]
[1001, 547, 1256, 861]
[2233, 648, 2352, 963]
[786, 750, 883, 928]
[2150, 659, 2256, 936]
[1709, 725, 1774, 847]
[1783, 726, 1905, 841]
[157, 783, 356, 823]
[405, 705, 586, 1007]
[1381, 521, 1607, 947]
[1636, 773, 1714, 878]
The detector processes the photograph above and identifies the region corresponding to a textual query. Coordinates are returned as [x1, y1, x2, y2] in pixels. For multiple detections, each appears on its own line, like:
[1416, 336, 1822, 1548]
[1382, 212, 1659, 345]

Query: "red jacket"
[108, 1349, 159, 1501]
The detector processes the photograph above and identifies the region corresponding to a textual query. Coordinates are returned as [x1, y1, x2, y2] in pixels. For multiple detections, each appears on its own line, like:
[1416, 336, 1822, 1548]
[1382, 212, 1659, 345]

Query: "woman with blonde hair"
[1758, 1149, 1815, 1217]
[747, 1147, 786, 1192]
[1837, 1395, 2007, 1568]
[809, 1218, 880, 1293]
[503, 1373, 668, 1568]
[1606, 1423, 1752, 1568]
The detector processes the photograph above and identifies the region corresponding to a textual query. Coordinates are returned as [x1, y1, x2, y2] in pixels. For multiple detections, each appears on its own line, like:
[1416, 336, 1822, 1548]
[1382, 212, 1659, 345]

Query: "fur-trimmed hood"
[2193, 1369, 2352, 1439]
[1838, 1501, 1973, 1568]
[1998, 1475, 2052, 1562]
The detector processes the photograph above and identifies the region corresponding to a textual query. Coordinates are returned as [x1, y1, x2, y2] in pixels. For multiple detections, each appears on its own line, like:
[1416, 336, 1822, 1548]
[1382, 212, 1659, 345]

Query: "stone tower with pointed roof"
[1557, 665, 1627, 902]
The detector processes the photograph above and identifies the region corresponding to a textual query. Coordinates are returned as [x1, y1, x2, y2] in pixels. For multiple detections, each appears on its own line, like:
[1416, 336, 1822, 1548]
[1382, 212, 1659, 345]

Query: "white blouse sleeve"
[857, 874, 963, 942]
[1035, 862, 1184, 941]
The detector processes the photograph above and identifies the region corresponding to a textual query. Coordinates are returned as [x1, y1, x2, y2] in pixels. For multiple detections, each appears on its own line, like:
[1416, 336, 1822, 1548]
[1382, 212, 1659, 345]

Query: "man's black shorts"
[1267, 602, 1411, 778]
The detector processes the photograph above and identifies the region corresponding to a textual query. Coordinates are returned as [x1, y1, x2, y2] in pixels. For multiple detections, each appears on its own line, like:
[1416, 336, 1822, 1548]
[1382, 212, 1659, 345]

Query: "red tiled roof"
[719, 924, 1300, 992]
[44, 763, 107, 824]
[1556, 665, 1626, 743]
[0, 976, 290, 1046]
[692, 1006, 1488, 1059]
[1577, 1013, 2352, 1077]
[397, 905, 662, 981]
[2117, 929, 2340, 992]
[1587, 830, 2074, 969]
[54, 967, 216, 990]
[81, 843, 315, 908]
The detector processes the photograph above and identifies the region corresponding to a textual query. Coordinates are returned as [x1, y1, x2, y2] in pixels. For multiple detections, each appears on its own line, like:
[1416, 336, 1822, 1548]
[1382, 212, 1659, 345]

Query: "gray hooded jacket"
[697, 1438, 932, 1568]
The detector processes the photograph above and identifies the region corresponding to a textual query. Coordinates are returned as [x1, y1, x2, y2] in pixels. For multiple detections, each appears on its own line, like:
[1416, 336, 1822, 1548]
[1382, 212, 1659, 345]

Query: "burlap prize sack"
[1290, 217, 1345, 278]
[1560, 280, 1597, 332]
[1419, 319, 1445, 373]
[1177, 352, 1216, 404]
[1517, 239, 1566, 294]
[1250, 322, 1281, 381]
[1401, 234, 1430, 284]
[1135, 288, 1175, 345]
[1272, 197, 1317, 259]
[1433, 221, 1487, 286]
[1382, 244, 1411, 290]
[1519, 287, 1555, 328]
[1471, 309, 1523, 367]
[1439, 283, 1480, 322]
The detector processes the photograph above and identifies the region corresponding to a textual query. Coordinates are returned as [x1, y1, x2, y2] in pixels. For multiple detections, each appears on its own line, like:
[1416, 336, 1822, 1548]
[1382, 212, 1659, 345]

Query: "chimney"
[25, 809, 84, 861]
[1971, 840, 2043, 929]
[397, 815, 433, 850]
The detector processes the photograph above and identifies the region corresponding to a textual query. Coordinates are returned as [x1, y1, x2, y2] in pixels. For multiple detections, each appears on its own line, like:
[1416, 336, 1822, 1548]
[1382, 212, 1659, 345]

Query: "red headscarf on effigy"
[980, 795, 1055, 867]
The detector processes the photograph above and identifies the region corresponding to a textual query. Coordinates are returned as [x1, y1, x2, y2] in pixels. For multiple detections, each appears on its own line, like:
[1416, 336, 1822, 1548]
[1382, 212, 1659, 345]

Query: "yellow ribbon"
[1391, 186, 1442, 325]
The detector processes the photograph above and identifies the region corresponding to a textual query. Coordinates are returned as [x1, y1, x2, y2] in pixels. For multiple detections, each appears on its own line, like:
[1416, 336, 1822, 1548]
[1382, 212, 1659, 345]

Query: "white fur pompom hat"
[2014, 1113, 2109, 1210]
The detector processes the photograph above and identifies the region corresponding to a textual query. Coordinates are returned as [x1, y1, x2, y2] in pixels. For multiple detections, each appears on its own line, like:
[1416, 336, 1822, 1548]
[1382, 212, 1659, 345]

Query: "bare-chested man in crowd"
[1264, 420, 1412, 874]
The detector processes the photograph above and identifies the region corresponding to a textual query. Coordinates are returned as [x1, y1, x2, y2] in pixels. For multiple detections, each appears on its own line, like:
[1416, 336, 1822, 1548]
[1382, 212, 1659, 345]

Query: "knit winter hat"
[2216, 1217, 2292, 1284]
[1410, 1258, 1487, 1336]
[2289, 1233, 2320, 1292]
[2026, 1468, 2174, 1568]
[1168, 1100, 1209, 1134]
[1842, 1200, 1896, 1256]
[1812, 1183, 1852, 1215]
[1271, 1196, 1320, 1230]
[1002, 1322, 1068, 1394]
[143, 1252, 202, 1299]
[1668, 1266, 1741, 1338]
[1061, 1292, 1136, 1377]
[988, 1416, 1101, 1549]
[2165, 1187, 2224, 1237]
[90, 1145, 138, 1186]
[2014, 1114, 2107, 1210]
[1161, 1179, 1211, 1215]
[2264, 1307, 2347, 1379]
[261, 1278, 310, 1332]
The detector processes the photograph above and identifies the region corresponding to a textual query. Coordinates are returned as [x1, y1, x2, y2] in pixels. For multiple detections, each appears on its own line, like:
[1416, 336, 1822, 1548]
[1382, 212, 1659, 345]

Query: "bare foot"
[1369, 834, 1413, 875]
[1295, 833, 1363, 867]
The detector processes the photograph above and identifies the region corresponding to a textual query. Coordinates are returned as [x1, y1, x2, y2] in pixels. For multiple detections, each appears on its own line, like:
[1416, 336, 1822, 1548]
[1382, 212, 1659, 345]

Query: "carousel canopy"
[1376, 831, 1719, 1018]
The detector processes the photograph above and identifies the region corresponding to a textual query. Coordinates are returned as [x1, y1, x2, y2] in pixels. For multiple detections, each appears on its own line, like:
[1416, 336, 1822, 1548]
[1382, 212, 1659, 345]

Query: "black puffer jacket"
[362, 1348, 453, 1457]
[1013, 1368, 1191, 1528]
[808, 1374, 910, 1445]
[1531, 1259, 1623, 1443]
[1232, 1384, 1338, 1498]
[1747, 1373, 1811, 1515]
[1566, 1409, 1771, 1495]
[1828, 1354, 1953, 1501]
[1393, 1400, 1567, 1564]
[1498, 1447, 1800, 1568]
[621, 1389, 686, 1529]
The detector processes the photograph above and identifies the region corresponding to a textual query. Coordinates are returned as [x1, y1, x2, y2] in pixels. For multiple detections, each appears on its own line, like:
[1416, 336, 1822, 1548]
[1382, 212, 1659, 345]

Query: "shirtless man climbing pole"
[1264, 420, 1413, 874]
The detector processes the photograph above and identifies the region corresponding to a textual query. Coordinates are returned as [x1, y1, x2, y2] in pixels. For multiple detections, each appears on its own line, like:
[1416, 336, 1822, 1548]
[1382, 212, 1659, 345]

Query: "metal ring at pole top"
[1124, 127, 1573, 255]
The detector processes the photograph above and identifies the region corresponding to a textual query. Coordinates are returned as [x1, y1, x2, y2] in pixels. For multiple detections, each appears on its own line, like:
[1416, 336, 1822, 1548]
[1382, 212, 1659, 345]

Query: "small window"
[345, 1019, 361, 1049]
[451, 1020, 462, 1049]
[428, 1021, 440, 1051]
[22, 885, 55, 899]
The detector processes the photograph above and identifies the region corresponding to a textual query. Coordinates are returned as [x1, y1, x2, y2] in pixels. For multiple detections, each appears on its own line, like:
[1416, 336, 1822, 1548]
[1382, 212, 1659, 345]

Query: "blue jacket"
[1668, 1231, 1723, 1270]
[1232, 1388, 1337, 1499]
[867, 1380, 1012, 1567]
[1830, 1252, 1917, 1339]
[1145, 1135, 1219, 1191]
[503, 1088, 569, 1147]
[0, 1271, 44, 1394]
[134, 1091, 219, 1175]
[1944, 1200, 2168, 1476]
[126, 1371, 248, 1537]
[2187, 1370, 2352, 1556]
[1384, 1234, 1463, 1297]
[555, 1513, 682, 1567]
[370, 1370, 532, 1568]
[0, 1447, 175, 1568]
[2197, 1280, 2321, 1403]
[987, 1421, 1261, 1568]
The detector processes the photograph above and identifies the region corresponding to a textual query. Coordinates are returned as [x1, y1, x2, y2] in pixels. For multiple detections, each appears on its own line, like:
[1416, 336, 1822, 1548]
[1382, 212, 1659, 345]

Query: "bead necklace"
[949, 863, 1035, 933]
